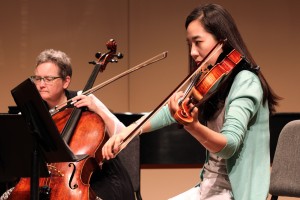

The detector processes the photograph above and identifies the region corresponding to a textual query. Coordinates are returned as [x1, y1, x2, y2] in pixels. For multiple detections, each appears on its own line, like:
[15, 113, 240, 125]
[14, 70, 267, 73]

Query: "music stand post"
[8, 78, 88, 200]
[0, 114, 49, 196]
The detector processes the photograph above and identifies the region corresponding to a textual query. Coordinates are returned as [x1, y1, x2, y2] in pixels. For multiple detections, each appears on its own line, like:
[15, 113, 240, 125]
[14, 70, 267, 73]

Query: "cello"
[8, 39, 122, 200]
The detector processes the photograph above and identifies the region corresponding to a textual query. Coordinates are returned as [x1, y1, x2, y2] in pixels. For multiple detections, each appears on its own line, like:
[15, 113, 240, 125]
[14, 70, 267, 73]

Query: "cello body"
[8, 109, 106, 200]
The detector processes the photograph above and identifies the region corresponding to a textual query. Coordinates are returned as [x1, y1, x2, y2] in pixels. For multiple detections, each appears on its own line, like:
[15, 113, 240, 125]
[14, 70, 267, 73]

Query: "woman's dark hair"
[185, 3, 281, 120]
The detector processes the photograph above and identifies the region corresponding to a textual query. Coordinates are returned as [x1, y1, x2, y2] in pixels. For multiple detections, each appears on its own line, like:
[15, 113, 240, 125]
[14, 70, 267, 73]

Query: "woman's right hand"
[102, 113, 149, 160]
[102, 131, 127, 160]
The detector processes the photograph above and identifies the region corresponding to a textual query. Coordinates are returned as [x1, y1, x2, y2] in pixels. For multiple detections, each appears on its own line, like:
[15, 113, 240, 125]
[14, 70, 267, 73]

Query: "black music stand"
[0, 114, 49, 181]
[3, 78, 88, 200]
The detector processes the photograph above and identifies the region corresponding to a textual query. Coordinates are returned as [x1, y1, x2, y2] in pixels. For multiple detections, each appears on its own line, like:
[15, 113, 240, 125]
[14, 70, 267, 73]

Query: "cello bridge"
[47, 164, 64, 177]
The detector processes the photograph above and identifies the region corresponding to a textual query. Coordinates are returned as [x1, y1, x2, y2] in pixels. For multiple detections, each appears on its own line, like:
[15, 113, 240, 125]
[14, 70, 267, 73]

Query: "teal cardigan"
[216, 70, 270, 200]
[150, 70, 270, 200]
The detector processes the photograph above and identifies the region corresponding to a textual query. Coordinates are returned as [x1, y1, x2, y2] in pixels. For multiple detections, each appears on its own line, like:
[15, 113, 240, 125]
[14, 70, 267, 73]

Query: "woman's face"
[34, 62, 70, 106]
[186, 19, 222, 69]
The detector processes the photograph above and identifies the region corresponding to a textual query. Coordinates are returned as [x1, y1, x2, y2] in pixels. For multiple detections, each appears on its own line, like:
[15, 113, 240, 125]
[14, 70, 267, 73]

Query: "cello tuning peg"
[115, 52, 123, 59]
[95, 52, 102, 59]
[88, 61, 97, 65]
[110, 59, 118, 63]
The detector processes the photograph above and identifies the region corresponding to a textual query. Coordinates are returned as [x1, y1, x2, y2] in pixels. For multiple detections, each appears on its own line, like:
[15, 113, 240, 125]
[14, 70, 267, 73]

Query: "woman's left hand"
[72, 94, 98, 112]
[181, 97, 199, 131]
[168, 91, 184, 116]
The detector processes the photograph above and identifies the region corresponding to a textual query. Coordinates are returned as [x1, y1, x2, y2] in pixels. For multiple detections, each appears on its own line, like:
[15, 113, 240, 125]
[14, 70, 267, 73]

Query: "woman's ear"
[63, 76, 71, 89]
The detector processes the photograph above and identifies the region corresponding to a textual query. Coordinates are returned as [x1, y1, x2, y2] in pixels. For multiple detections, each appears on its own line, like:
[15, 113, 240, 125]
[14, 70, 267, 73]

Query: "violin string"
[180, 71, 202, 105]
[113, 40, 226, 157]
[176, 40, 225, 107]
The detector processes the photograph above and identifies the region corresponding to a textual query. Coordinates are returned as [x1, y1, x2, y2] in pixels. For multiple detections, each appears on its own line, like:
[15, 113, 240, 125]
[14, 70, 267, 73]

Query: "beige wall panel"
[1, 0, 300, 113]
[128, 0, 300, 113]
[0, 0, 130, 113]
[128, 0, 200, 112]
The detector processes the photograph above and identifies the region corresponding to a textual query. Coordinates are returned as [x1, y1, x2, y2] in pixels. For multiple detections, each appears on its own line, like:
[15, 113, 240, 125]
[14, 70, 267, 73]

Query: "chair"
[118, 135, 142, 200]
[269, 120, 300, 200]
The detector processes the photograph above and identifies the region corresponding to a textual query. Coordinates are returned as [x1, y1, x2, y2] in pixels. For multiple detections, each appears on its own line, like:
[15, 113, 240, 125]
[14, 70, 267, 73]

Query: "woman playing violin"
[102, 3, 280, 200]
[1, 49, 135, 200]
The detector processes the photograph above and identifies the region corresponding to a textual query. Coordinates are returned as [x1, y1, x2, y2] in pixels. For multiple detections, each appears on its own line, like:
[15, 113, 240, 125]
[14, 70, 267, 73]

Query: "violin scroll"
[174, 101, 194, 125]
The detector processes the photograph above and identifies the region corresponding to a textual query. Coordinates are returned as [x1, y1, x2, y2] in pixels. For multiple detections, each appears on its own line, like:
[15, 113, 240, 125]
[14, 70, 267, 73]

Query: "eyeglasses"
[30, 76, 62, 84]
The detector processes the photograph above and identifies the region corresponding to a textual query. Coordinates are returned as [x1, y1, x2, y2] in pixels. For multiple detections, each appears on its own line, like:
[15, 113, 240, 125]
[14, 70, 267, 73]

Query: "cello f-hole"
[68, 163, 78, 190]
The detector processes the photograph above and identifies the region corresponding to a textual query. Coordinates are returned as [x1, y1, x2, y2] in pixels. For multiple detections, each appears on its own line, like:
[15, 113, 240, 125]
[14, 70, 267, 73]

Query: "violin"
[174, 48, 246, 125]
[111, 40, 253, 158]
[108, 40, 227, 157]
